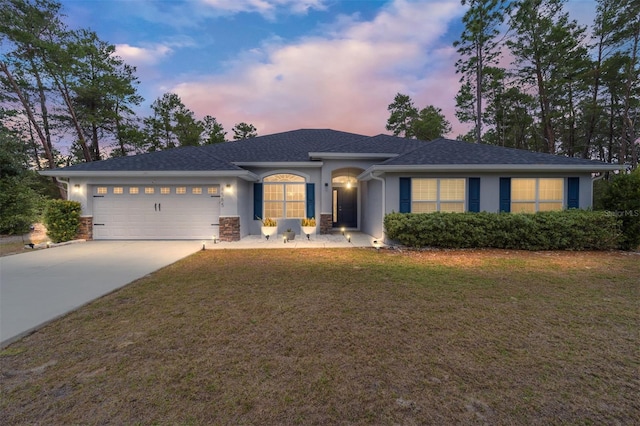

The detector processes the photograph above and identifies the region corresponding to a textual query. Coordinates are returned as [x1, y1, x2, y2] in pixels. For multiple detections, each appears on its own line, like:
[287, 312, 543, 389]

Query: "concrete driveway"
[0, 241, 202, 347]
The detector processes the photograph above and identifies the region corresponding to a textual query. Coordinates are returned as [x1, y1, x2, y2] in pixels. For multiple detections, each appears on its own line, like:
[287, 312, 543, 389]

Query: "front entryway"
[333, 187, 357, 228]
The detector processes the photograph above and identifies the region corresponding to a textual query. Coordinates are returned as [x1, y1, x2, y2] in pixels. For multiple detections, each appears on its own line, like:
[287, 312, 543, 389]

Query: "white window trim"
[412, 178, 466, 213]
[263, 173, 307, 219]
[511, 178, 564, 212]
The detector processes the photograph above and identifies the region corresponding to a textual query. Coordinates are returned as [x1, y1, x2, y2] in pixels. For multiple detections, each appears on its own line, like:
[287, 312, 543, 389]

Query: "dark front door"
[333, 187, 357, 228]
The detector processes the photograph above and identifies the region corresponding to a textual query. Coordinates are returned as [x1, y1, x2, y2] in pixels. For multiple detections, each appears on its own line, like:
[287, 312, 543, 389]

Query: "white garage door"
[92, 185, 220, 240]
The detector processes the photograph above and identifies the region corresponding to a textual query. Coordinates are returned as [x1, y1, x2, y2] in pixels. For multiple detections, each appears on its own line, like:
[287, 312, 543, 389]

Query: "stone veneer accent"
[320, 213, 333, 235]
[77, 216, 93, 240]
[219, 216, 240, 242]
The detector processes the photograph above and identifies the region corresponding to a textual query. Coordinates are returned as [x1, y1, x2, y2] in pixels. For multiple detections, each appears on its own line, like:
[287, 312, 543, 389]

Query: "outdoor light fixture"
[224, 184, 232, 194]
[73, 184, 80, 193]
[212, 235, 218, 244]
[283, 235, 287, 244]
[201, 241, 206, 250]
[341, 227, 345, 235]
[373, 240, 381, 251]
[347, 234, 351, 243]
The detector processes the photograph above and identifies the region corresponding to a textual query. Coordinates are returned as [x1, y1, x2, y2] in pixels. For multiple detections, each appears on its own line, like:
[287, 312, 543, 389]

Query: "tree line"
[1, 0, 638, 173]
[0, 0, 258, 172]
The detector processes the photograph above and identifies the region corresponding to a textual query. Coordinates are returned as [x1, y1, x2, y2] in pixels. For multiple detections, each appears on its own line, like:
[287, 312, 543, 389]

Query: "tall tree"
[386, 93, 418, 138]
[202, 115, 226, 144]
[0, 0, 62, 170]
[144, 93, 203, 150]
[232, 122, 257, 140]
[386, 93, 451, 140]
[454, 0, 506, 144]
[412, 106, 452, 141]
[507, 0, 588, 154]
[70, 30, 143, 160]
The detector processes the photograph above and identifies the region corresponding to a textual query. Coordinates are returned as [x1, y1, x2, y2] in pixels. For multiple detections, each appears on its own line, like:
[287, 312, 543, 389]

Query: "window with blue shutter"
[253, 183, 263, 220]
[468, 178, 480, 212]
[399, 178, 411, 213]
[567, 177, 579, 209]
[306, 183, 315, 218]
[499, 178, 511, 212]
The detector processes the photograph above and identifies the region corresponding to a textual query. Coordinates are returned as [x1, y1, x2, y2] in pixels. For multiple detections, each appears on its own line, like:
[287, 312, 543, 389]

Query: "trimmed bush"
[384, 210, 621, 250]
[43, 200, 81, 243]
[596, 170, 640, 250]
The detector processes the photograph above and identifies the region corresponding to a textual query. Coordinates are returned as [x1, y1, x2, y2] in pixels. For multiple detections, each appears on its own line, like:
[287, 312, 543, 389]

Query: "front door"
[333, 187, 357, 228]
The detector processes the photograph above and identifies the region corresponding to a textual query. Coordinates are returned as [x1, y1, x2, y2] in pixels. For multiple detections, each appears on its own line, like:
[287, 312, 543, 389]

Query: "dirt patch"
[0, 223, 49, 256]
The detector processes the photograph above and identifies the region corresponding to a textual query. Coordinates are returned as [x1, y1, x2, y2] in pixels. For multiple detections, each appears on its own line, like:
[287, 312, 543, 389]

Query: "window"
[263, 174, 305, 218]
[192, 187, 202, 194]
[145, 187, 155, 194]
[129, 187, 139, 194]
[412, 178, 465, 213]
[113, 187, 123, 194]
[512, 178, 563, 212]
[96, 187, 107, 195]
[207, 187, 218, 195]
[176, 187, 186, 194]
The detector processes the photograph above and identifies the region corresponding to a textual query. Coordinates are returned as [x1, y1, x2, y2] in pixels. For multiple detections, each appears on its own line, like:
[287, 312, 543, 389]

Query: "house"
[41, 129, 621, 242]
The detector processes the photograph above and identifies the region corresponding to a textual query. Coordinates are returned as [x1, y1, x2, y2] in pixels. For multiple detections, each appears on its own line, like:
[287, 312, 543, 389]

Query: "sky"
[59, 0, 598, 139]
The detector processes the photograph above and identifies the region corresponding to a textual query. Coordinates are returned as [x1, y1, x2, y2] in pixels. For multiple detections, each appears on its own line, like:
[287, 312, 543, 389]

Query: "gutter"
[370, 171, 386, 243]
[365, 164, 624, 173]
[39, 169, 261, 181]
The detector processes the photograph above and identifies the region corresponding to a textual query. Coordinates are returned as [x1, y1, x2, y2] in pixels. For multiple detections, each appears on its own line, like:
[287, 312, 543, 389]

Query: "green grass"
[1, 249, 638, 425]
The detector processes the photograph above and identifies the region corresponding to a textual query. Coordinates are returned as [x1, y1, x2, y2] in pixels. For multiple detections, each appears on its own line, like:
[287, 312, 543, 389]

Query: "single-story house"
[41, 129, 622, 242]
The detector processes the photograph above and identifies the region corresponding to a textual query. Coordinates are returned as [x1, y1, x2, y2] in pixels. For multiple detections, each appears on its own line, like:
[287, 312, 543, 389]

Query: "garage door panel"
[92, 186, 220, 240]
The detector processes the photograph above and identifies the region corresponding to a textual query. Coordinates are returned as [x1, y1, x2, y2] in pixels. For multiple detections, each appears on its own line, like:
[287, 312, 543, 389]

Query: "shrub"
[0, 176, 42, 235]
[301, 217, 316, 227]
[260, 217, 277, 227]
[43, 200, 81, 243]
[384, 210, 621, 251]
[596, 170, 640, 250]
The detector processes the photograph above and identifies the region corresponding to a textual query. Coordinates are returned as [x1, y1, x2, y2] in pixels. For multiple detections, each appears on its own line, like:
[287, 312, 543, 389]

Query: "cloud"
[199, 0, 327, 17]
[173, 0, 467, 137]
[115, 43, 173, 66]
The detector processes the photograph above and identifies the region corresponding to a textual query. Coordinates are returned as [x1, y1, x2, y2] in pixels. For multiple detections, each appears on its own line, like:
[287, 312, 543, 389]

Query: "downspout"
[591, 172, 608, 208]
[57, 178, 70, 200]
[370, 171, 385, 242]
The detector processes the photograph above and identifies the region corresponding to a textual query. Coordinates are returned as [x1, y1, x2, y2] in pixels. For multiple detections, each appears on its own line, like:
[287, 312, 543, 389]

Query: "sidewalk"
[204, 232, 381, 249]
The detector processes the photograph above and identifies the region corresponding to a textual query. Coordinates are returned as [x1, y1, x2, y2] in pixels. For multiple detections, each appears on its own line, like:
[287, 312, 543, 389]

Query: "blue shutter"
[499, 178, 511, 213]
[253, 183, 263, 220]
[399, 178, 411, 213]
[306, 183, 315, 218]
[567, 177, 579, 209]
[468, 178, 480, 212]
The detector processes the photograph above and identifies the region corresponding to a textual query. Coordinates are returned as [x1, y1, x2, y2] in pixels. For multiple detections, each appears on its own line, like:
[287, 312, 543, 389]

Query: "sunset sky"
[59, 0, 598, 138]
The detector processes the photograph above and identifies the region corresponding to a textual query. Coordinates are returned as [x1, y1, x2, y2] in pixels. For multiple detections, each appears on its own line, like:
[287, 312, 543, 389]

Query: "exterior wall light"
[73, 184, 80, 193]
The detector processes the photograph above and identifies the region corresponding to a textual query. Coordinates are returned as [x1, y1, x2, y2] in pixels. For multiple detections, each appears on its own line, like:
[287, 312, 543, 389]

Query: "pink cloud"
[173, 0, 469, 137]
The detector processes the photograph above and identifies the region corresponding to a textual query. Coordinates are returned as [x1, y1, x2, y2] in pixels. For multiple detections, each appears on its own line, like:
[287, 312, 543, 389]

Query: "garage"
[92, 185, 220, 240]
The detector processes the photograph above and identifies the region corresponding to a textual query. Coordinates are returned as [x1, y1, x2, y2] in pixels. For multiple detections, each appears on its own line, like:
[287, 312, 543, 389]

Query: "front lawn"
[1, 249, 638, 424]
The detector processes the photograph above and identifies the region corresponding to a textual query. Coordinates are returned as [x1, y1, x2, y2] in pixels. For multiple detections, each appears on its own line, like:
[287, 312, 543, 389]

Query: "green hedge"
[384, 210, 622, 250]
[595, 170, 640, 250]
[43, 200, 81, 243]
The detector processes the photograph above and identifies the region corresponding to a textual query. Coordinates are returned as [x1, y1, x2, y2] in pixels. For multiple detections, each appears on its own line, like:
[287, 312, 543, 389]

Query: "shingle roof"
[210, 129, 370, 162]
[47, 130, 617, 174]
[382, 138, 614, 166]
[55, 146, 242, 172]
